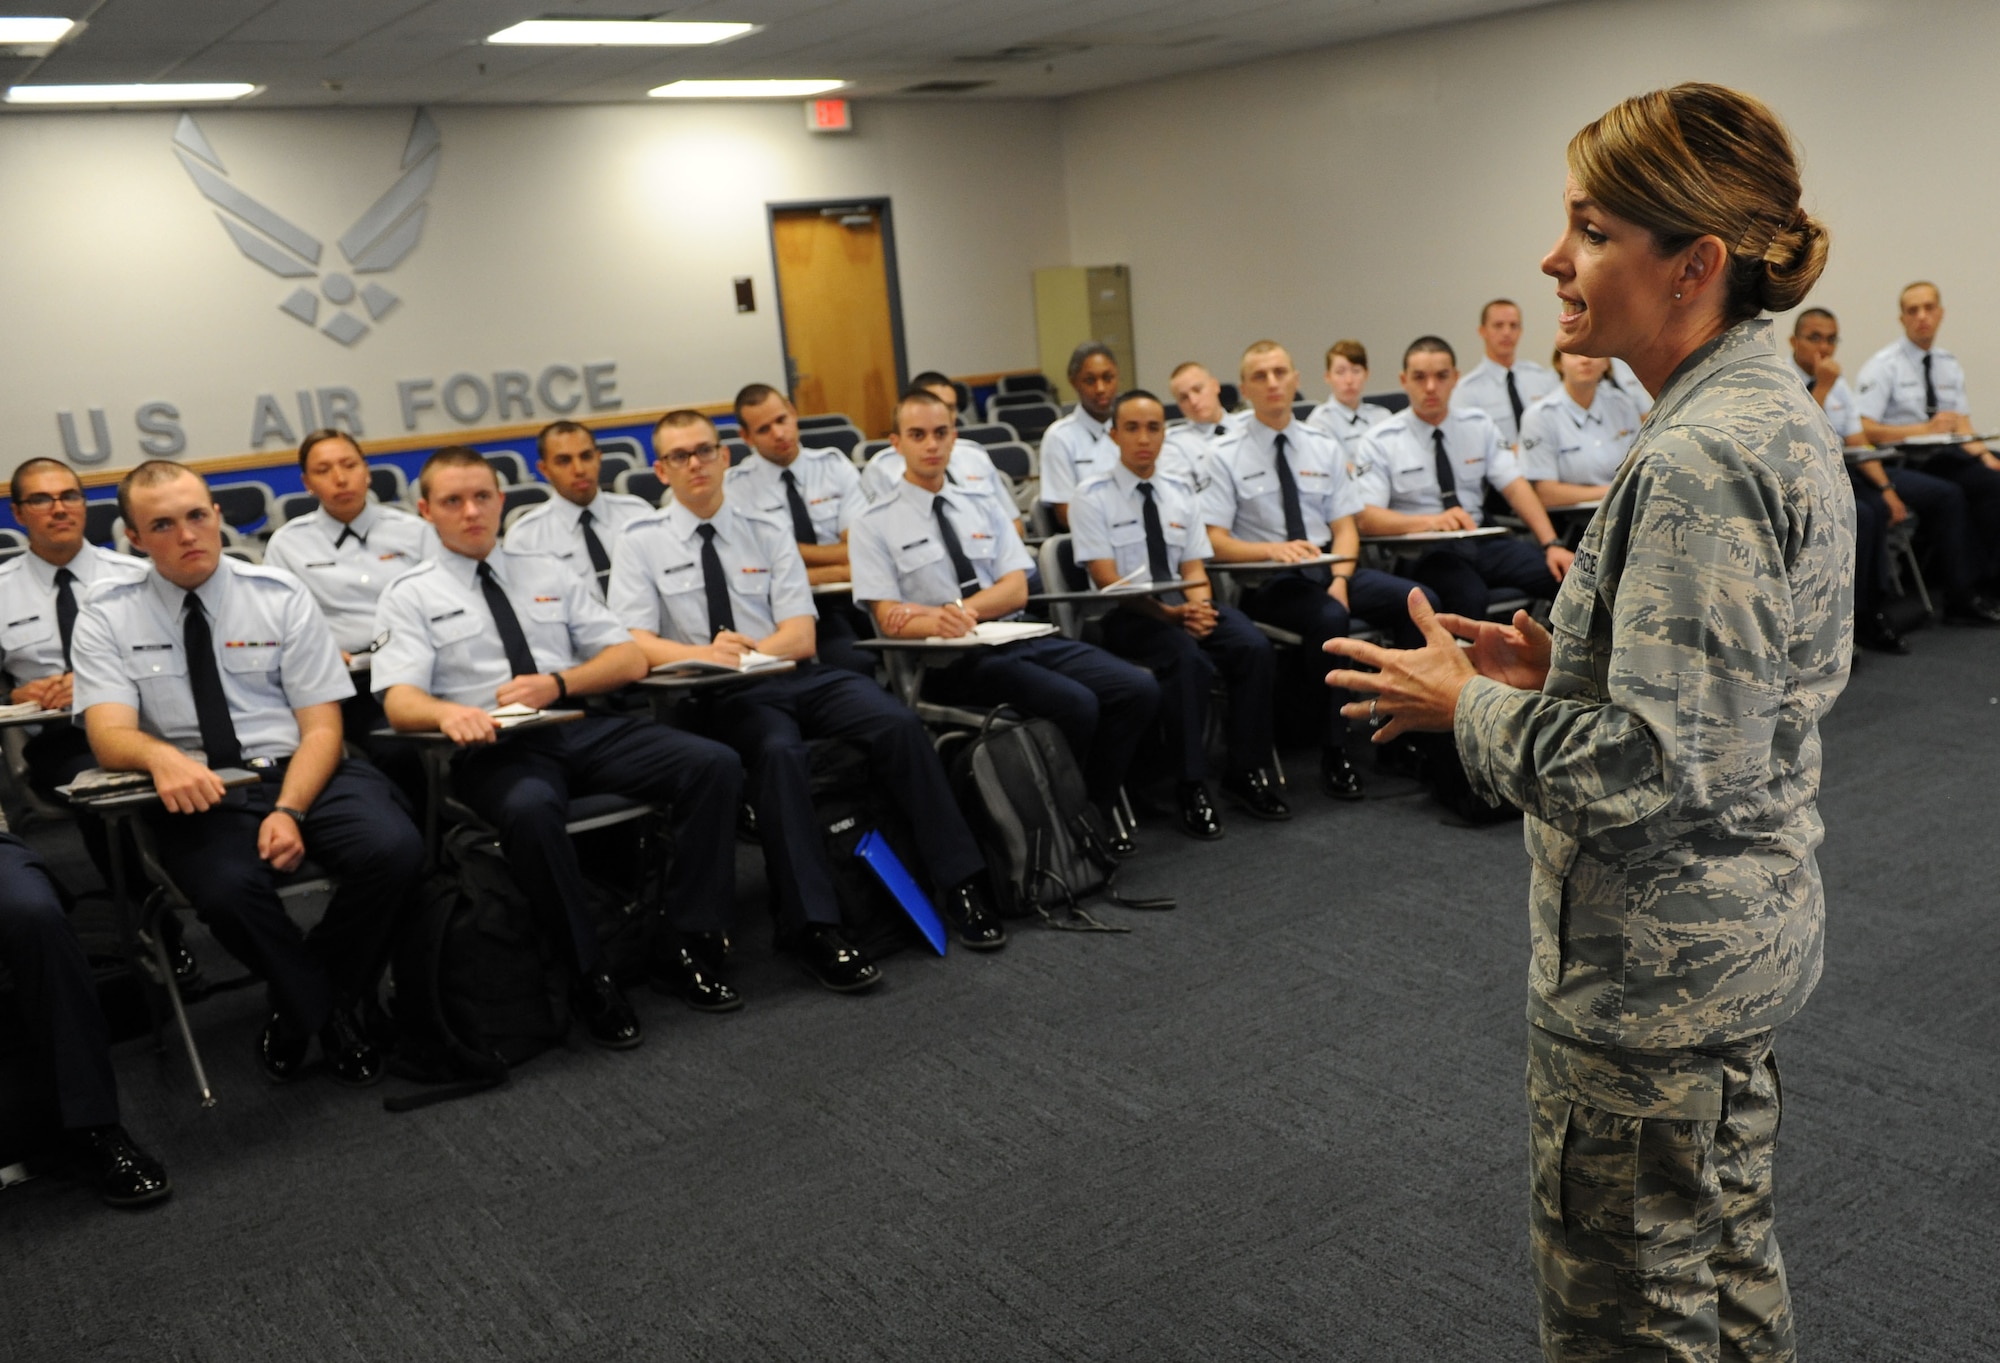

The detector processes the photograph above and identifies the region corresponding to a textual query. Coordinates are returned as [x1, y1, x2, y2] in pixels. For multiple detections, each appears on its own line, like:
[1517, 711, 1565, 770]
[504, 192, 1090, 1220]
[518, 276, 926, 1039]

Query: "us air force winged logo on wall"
[173, 109, 439, 347]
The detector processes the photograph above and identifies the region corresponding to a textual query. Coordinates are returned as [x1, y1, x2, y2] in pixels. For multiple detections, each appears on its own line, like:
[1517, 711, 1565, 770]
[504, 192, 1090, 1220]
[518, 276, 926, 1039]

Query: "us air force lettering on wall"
[175, 108, 440, 347]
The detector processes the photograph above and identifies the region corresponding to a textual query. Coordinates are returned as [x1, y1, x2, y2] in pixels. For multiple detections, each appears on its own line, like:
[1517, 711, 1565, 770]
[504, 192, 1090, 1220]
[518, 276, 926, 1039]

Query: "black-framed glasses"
[660, 443, 723, 469]
[15, 490, 85, 510]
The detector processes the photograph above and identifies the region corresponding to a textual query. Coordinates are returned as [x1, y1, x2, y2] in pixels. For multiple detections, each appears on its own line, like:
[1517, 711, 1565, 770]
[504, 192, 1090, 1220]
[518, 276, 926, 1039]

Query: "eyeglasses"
[660, 443, 723, 469]
[15, 490, 85, 511]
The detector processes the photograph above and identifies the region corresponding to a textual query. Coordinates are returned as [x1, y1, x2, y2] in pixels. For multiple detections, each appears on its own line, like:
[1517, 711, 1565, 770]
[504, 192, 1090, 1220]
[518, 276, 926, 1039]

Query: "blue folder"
[855, 829, 949, 956]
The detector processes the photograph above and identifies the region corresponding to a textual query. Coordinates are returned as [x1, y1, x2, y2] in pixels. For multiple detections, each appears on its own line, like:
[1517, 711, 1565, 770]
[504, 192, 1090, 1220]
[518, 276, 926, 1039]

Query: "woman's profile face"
[1541, 174, 1681, 363]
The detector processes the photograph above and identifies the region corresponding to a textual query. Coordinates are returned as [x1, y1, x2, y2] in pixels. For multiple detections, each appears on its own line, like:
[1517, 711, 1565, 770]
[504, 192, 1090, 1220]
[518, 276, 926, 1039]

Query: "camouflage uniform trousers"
[1528, 1024, 1794, 1362]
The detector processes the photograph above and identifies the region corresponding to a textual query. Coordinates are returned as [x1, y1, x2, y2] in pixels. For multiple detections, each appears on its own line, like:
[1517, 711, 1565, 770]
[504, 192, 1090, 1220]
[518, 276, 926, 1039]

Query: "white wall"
[1057, 0, 2000, 402]
[0, 98, 1069, 472]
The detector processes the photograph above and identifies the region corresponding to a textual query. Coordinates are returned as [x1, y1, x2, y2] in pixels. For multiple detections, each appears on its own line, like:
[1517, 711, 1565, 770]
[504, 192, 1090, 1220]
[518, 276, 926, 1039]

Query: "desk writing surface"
[1207, 553, 1355, 573]
[1361, 527, 1509, 545]
[0, 704, 68, 729]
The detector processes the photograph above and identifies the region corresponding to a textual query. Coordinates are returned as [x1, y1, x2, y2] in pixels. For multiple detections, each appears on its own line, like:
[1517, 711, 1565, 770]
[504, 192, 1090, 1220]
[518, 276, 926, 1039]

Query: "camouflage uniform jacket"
[1455, 319, 1855, 1050]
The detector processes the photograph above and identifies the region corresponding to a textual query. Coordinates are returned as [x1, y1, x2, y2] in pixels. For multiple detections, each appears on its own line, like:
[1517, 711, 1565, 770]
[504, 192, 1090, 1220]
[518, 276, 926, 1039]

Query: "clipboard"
[855, 829, 949, 956]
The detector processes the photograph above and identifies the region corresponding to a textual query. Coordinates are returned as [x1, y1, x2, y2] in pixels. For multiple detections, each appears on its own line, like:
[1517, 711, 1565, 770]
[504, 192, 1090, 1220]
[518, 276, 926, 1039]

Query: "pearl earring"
[1674, 292, 1682, 300]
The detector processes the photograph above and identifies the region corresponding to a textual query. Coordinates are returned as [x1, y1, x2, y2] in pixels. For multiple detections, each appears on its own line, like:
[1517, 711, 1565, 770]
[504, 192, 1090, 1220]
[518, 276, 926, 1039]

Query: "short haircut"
[1900, 280, 1940, 308]
[1325, 340, 1368, 370]
[1110, 389, 1165, 423]
[1403, 335, 1457, 368]
[117, 459, 205, 527]
[732, 383, 788, 420]
[418, 445, 496, 501]
[908, 370, 953, 392]
[1479, 299, 1519, 326]
[10, 456, 80, 506]
[1168, 360, 1210, 381]
[297, 427, 362, 470]
[536, 419, 595, 459]
[1793, 307, 1836, 334]
[1239, 340, 1290, 377]
[654, 409, 715, 440]
[1067, 341, 1117, 380]
[891, 388, 951, 431]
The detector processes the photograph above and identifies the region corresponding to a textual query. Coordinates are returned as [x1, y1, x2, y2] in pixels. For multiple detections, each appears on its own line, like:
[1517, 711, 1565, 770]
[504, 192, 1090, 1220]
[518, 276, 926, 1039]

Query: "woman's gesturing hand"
[1435, 608, 1554, 692]
[1323, 589, 1479, 743]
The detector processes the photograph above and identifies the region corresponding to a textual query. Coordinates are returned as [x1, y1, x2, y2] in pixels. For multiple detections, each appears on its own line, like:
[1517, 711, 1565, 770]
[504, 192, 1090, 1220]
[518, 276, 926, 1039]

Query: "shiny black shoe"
[1856, 610, 1912, 654]
[65, 1125, 171, 1209]
[649, 939, 743, 1013]
[1177, 781, 1225, 840]
[1221, 769, 1292, 821]
[157, 910, 204, 993]
[780, 924, 882, 993]
[257, 1010, 311, 1084]
[942, 880, 1008, 952]
[320, 1000, 387, 1088]
[736, 800, 761, 842]
[1944, 593, 2000, 626]
[1320, 747, 1365, 801]
[1096, 806, 1138, 859]
[572, 971, 643, 1050]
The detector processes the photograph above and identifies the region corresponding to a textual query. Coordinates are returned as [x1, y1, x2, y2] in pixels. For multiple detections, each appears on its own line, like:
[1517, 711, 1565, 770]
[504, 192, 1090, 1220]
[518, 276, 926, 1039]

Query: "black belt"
[244, 756, 291, 772]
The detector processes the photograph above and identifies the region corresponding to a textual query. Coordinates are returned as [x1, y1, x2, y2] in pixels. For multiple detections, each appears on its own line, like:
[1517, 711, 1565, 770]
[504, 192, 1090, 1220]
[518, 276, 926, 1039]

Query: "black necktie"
[1922, 354, 1938, 416]
[182, 595, 243, 770]
[696, 523, 736, 637]
[54, 567, 77, 670]
[1506, 369, 1525, 435]
[476, 561, 538, 677]
[932, 497, 981, 596]
[1137, 482, 1174, 585]
[1433, 428, 1461, 510]
[335, 524, 363, 549]
[1272, 432, 1309, 542]
[779, 469, 817, 546]
[578, 507, 611, 594]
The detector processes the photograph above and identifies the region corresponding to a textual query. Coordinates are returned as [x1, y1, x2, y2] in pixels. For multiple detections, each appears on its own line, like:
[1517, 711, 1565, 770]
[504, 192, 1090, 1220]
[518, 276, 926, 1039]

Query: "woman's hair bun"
[1756, 210, 1829, 314]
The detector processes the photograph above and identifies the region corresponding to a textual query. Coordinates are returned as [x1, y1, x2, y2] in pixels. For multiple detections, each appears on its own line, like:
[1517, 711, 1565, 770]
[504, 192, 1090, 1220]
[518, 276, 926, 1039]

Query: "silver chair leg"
[141, 917, 215, 1107]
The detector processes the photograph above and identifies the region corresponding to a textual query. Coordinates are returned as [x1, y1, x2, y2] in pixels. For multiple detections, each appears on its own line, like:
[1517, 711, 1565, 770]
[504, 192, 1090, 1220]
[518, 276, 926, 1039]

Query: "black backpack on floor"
[385, 827, 568, 1112]
[807, 739, 923, 958]
[945, 712, 1171, 928]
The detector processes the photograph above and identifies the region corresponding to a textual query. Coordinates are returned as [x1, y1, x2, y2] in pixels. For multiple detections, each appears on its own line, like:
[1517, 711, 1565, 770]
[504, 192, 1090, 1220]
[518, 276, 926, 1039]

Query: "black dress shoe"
[942, 880, 1007, 952]
[157, 910, 203, 993]
[1945, 593, 2000, 626]
[649, 942, 743, 1013]
[1096, 806, 1138, 858]
[257, 1010, 310, 1084]
[1221, 769, 1292, 821]
[779, 924, 882, 993]
[1177, 781, 1225, 840]
[736, 800, 761, 842]
[572, 971, 643, 1050]
[320, 1000, 387, 1088]
[1856, 610, 1912, 654]
[1320, 747, 1365, 801]
[65, 1126, 171, 1209]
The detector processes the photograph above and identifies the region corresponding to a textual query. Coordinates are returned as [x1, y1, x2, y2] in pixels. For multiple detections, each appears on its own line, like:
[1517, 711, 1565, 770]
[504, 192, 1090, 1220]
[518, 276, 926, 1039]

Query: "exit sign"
[807, 97, 852, 133]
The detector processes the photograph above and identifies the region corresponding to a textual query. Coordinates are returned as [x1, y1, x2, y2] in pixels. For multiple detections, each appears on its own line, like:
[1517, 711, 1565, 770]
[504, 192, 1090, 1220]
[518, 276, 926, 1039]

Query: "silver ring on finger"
[1368, 698, 1378, 722]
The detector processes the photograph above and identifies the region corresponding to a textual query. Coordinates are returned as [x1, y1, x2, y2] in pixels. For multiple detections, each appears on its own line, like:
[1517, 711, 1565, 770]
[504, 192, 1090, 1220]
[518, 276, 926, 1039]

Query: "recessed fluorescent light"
[5, 83, 259, 105]
[0, 17, 75, 43]
[650, 79, 848, 99]
[487, 20, 756, 46]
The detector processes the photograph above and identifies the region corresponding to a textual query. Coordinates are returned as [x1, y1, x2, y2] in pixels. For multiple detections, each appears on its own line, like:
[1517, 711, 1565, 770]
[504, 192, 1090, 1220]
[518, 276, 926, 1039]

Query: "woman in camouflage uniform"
[1327, 84, 1851, 1362]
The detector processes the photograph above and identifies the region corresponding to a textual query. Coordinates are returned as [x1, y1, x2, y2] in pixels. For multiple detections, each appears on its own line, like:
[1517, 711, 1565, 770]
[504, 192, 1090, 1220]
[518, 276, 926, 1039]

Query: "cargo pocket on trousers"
[1560, 1102, 1720, 1273]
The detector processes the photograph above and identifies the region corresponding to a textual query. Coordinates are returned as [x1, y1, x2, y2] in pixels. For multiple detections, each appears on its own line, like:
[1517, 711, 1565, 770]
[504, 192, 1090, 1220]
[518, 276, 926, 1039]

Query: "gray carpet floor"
[3, 627, 1996, 1362]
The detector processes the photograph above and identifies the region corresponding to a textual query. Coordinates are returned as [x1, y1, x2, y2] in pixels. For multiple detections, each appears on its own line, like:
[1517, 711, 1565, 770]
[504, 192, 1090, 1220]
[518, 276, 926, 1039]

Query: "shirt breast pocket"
[658, 564, 703, 598]
[128, 645, 196, 731]
[0, 614, 53, 654]
[525, 597, 566, 624]
[431, 611, 485, 648]
[1108, 519, 1147, 548]
[895, 539, 945, 574]
[219, 643, 282, 678]
[961, 532, 999, 562]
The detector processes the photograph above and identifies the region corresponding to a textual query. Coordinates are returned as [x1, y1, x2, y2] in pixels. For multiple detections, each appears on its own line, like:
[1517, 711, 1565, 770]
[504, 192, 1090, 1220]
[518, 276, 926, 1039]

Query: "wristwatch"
[1540, 537, 1561, 550]
[274, 804, 309, 826]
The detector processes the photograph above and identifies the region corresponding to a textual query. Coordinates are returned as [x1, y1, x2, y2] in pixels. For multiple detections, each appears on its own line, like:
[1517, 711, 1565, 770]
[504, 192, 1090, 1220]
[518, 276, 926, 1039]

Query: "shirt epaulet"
[379, 559, 438, 598]
[229, 561, 306, 592]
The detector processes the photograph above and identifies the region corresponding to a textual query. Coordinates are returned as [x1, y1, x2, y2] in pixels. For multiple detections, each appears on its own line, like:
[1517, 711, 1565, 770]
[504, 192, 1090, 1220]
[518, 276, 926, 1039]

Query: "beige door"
[771, 206, 901, 436]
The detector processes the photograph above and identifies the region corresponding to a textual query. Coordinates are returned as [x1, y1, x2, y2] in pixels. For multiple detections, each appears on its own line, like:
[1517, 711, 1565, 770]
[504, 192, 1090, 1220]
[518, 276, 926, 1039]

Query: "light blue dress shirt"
[1305, 399, 1394, 463]
[263, 501, 436, 651]
[1037, 407, 1118, 505]
[501, 489, 655, 600]
[1200, 417, 1362, 544]
[608, 499, 816, 645]
[1451, 358, 1559, 446]
[71, 558, 353, 761]
[0, 542, 149, 689]
[859, 438, 1012, 514]
[1518, 384, 1644, 486]
[1070, 465, 1213, 580]
[1855, 337, 1970, 425]
[370, 546, 630, 709]
[849, 478, 1035, 610]
[723, 446, 866, 544]
[1353, 409, 1519, 525]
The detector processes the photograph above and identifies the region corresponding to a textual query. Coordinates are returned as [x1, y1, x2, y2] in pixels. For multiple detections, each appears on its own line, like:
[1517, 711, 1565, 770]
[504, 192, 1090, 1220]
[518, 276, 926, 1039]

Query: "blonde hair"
[1239, 340, 1290, 379]
[1568, 83, 1828, 322]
